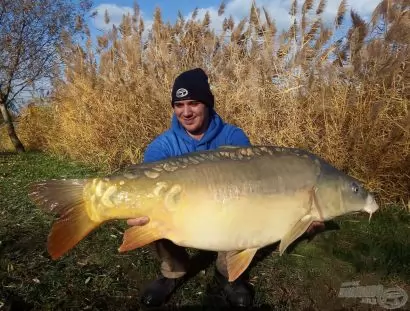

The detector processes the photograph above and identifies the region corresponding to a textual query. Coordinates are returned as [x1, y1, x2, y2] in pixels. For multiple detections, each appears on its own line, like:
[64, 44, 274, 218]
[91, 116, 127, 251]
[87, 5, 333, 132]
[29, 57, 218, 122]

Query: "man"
[127, 68, 325, 308]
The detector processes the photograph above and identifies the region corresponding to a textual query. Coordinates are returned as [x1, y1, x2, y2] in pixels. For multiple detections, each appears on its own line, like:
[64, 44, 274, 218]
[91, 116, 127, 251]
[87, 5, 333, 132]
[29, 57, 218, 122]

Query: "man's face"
[173, 100, 209, 135]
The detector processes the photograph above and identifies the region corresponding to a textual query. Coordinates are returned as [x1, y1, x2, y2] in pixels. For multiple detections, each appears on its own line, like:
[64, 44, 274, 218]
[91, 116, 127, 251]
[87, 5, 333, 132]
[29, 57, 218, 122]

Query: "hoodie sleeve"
[143, 138, 171, 163]
[229, 127, 252, 146]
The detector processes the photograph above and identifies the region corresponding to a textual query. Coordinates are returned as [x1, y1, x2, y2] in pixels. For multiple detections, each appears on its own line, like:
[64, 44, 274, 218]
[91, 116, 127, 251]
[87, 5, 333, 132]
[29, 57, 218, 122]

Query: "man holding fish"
[29, 68, 379, 310]
[127, 68, 326, 308]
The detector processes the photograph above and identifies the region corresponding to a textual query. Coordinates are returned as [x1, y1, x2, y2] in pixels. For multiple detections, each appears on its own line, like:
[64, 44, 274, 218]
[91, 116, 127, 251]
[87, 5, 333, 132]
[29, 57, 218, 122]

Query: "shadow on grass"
[0, 227, 49, 258]
[0, 151, 18, 156]
[0, 292, 34, 311]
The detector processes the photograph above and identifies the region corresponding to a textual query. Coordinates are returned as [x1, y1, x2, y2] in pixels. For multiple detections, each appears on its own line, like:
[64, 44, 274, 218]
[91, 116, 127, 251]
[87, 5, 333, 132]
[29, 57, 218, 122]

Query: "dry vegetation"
[1, 0, 409, 206]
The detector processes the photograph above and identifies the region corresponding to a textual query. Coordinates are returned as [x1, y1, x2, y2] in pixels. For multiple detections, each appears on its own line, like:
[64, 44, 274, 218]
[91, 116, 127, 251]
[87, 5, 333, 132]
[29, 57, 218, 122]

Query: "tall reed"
[3, 0, 409, 206]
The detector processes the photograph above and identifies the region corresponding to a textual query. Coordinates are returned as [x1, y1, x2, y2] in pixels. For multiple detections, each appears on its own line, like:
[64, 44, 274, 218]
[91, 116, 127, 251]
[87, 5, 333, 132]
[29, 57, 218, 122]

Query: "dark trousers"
[153, 239, 230, 279]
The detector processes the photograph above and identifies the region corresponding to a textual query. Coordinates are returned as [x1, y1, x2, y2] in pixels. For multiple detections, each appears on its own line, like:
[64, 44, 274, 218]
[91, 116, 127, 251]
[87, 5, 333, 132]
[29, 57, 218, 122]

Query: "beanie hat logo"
[176, 88, 188, 98]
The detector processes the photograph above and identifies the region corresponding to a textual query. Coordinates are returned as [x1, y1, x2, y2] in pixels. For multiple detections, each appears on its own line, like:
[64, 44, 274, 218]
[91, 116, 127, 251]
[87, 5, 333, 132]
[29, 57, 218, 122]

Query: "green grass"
[0, 152, 409, 311]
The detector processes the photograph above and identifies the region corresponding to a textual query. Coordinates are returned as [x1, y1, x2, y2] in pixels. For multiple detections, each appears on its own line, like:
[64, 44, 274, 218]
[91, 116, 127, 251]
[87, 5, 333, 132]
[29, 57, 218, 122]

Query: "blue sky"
[87, 0, 382, 41]
[13, 0, 383, 107]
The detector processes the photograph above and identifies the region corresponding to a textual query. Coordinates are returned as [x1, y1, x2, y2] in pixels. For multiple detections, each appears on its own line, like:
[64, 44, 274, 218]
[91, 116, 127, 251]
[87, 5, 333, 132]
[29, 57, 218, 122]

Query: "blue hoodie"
[143, 109, 251, 163]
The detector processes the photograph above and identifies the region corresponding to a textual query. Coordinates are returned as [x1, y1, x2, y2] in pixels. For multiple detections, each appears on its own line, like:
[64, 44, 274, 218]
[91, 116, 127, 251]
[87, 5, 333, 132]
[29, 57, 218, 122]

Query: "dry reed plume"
[1, 0, 409, 206]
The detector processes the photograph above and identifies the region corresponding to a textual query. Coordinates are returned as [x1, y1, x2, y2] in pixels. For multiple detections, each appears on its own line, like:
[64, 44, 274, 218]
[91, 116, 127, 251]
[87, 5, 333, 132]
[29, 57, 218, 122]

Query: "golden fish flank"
[100, 185, 117, 208]
[28, 145, 380, 282]
[152, 182, 168, 197]
[164, 184, 182, 212]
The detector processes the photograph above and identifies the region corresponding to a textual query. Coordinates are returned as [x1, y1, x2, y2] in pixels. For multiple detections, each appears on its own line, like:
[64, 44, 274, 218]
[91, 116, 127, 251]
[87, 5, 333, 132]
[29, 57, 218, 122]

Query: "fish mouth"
[363, 194, 379, 222]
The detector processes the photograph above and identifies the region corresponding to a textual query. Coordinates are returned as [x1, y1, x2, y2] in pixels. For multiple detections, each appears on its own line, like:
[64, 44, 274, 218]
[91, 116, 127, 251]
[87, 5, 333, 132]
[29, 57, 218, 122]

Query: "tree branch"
[2, 17, 27, 104]
[7, 52, 55, 104]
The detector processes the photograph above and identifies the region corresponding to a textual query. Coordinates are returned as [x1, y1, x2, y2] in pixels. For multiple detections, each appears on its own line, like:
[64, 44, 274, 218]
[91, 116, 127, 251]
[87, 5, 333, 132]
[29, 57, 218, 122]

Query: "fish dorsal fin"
[218, 145, 241, 149]
[225, 248, 258, 282]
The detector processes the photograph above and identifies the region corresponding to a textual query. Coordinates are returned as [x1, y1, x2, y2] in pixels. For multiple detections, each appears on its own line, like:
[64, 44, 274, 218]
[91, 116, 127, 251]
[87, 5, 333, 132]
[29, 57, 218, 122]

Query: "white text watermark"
[338, 281, 408, 309]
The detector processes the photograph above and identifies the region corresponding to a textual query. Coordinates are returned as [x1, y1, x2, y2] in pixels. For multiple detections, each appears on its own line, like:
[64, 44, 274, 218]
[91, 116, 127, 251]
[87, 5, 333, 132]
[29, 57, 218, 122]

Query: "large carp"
[28, 145, 379, 281]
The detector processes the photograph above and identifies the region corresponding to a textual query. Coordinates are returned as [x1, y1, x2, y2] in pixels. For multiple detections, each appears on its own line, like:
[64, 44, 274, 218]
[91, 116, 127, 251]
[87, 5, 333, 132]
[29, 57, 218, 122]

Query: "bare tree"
[0, 0, 92, 152]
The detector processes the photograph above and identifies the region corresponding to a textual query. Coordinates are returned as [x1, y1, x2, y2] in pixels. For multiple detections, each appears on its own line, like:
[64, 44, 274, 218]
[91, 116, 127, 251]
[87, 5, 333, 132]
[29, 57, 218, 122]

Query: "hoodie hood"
[171, 108, 224, 147]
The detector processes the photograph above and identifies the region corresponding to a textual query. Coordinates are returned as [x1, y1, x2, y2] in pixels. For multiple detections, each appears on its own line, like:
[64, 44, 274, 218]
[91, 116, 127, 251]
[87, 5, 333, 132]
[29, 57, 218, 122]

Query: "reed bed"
[1, 0, 409, 206]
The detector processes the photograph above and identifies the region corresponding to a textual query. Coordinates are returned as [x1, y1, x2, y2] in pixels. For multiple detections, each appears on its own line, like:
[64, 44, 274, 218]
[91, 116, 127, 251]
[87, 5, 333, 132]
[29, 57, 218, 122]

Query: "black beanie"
[171, 68, 214, 108]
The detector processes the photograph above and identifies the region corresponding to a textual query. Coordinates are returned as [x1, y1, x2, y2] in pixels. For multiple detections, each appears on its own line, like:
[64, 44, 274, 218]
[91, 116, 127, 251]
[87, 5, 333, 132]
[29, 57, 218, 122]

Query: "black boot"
[140, 276, 184, 308]
[214, 269, 254, 308]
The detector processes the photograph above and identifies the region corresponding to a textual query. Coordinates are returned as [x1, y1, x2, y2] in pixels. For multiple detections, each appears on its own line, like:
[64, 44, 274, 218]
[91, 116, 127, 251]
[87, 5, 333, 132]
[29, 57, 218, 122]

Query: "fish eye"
[351, 182, 360, 194]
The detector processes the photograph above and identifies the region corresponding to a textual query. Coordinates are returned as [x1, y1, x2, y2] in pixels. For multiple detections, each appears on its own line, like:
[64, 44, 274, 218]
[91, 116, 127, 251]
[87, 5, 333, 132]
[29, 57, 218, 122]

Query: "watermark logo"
[338, 281, 408, 309]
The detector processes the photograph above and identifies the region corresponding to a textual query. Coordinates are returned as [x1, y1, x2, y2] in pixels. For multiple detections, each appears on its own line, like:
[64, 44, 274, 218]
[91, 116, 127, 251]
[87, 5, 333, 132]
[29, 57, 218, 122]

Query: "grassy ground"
[0, 151, 409, 311]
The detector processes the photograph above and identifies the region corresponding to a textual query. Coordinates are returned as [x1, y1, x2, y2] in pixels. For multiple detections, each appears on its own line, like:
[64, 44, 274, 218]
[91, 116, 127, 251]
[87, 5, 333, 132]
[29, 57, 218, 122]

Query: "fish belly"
[170, 193, 310, 251]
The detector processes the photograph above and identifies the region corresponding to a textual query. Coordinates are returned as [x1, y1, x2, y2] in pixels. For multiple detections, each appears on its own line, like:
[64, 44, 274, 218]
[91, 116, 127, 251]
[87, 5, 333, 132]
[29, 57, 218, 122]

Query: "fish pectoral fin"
[279, 215, 315, 256]
[118, 224, 164, 252]
[225, 248, 258, 282]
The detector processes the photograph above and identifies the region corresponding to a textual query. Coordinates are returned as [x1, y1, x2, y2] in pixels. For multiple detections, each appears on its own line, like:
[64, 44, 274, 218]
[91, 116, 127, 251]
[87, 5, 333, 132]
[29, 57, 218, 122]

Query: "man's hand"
[127, 216, 150, 226]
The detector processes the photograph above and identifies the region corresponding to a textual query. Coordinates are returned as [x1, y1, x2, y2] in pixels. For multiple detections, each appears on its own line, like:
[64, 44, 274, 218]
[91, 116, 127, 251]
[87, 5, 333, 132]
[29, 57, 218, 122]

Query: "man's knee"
[153, 239, 190, 278]
[215, 251, 229, 278]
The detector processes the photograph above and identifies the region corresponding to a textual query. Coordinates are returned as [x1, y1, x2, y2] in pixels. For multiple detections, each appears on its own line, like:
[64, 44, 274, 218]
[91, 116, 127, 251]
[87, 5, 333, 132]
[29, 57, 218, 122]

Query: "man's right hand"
[127, 216, 150, 226]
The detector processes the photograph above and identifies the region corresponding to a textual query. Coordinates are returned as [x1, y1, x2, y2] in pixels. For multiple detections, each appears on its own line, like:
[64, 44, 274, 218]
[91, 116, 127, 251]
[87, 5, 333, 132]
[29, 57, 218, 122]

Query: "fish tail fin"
[28, 179, 101, 260]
